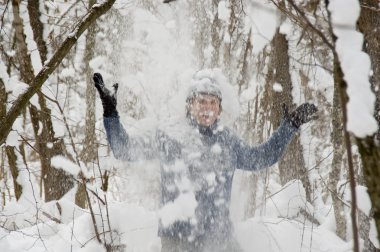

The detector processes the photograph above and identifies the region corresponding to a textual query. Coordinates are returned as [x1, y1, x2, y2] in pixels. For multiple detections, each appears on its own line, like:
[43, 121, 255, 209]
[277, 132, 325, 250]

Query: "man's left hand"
[282, 103, 318, 128]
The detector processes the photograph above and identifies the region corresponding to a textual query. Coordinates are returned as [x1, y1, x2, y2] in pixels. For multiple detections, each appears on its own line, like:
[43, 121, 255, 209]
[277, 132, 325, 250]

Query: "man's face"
[189, 94, 221, 127]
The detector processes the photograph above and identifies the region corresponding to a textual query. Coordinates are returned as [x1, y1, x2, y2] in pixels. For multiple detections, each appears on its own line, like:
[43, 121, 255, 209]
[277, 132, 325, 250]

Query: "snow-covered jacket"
[103, 116, 298, 241]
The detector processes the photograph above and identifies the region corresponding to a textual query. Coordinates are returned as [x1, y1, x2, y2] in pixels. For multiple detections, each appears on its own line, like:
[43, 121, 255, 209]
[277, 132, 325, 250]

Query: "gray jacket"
[104, 116, 298, 242]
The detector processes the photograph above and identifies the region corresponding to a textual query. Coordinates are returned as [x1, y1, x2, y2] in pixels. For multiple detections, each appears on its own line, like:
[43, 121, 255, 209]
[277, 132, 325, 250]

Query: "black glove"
[282, 103, 318, 128]
[93, 73, 119, 117]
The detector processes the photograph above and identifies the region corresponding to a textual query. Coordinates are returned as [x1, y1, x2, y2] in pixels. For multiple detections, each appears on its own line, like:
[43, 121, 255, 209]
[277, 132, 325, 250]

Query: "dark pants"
[160, 235, 242, 252]
[161, 236, 196, 252]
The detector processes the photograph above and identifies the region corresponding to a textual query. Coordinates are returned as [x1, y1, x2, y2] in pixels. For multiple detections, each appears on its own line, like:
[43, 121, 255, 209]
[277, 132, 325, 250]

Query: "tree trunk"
[327, 22, 360, 250]
[358, 209, 378, 252]
[238, 32, 256, 219]
[18, 0, 75, 202]
[2, 75, 21, 201]
[222, 0, 239, 77]
[27, 0, 48, 63]
[12, 0, 34, 84]
[267, 28, 311, 202]
[77, 0, 97, 208]
[356, 1, 380, 248]
[210, 0, 222, 68]
[0, 77, 6, 121]
[29, 97, 75, 201]
[237, 29, 252, 95]
[5, 146, 23, 200]
[81, 0, 97, 164]
[356, 136, 380, 245]
[329, 55, 347, 240]
[357, 0, 380, 140]
[190, 0, 209, 68]
[244, 172, 259, 219]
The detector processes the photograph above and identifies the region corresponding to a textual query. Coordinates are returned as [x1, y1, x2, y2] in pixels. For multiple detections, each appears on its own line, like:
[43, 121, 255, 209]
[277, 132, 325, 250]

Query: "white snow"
[51, 156, 80, 176]
[273, 82, 283, 92]
[264, 180, 308, 218]
[218, 1, 230, 21]
[158, 192, 197, 227]
[165, 20, 176, 30]
[60, 67, 76, 78]
[5, 131, 19, 147]
[246, 1, 279, 54]
[329, 0, 378, 137]
[211, 143, 222, 154]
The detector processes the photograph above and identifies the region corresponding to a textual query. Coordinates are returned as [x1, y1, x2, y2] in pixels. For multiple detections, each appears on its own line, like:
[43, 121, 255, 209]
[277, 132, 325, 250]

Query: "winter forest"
[0, 0, 380, 251]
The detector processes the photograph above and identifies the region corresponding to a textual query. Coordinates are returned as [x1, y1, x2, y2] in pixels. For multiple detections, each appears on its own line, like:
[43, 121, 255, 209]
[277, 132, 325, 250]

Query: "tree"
[266, 27, 312, 202]
[76, 0, 98, 208]
[329, 55, 347, 240]
[356, 0, 380, 247]
[0, 0, 117, 146]
[12, 0, 73, 202]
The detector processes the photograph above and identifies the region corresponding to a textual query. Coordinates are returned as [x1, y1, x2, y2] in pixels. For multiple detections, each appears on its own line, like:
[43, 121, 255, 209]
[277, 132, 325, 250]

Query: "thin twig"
[71, 209, 75, 252]
[18, 144, 49, 251]
[42, 94, 80, 165]
[270, 0, 334, 51]
[43, 88, 105, 242]
[91, 163, 107, 243]
[0, 0, 10, 32]
[360, 3, 380, 12]
[287, 0, 334, 51]
[41, 211, 61, 224]
[43, 93, 106, 205]
[338, 66, 360, 252]
[104, 194, 113, 245]
[95, 156, 114, 244]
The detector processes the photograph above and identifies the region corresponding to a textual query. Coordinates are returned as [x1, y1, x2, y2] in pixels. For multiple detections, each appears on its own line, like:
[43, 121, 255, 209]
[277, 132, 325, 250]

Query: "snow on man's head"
[165, 68, 239, 127]
[186, 69, 223, 102]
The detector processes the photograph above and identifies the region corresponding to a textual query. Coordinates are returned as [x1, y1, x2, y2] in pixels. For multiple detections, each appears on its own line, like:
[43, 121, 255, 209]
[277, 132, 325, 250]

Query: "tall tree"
[329, 56, 347, 240]
[1, 76, 23, 200]
[265, 27, 311, 202]
[21, 0, 74, 201]
[357, 0, 380, 139]
[210, 0, 222, 68]
[190, 0, 210, 68]
[81, 0, 98, 164]
[77, 0, 98, 208]
[356, 0, 380, 247]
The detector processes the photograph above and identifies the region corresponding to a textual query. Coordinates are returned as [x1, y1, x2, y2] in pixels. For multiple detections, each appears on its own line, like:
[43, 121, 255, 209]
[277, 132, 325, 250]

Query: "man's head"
[186, 72, 222, 127]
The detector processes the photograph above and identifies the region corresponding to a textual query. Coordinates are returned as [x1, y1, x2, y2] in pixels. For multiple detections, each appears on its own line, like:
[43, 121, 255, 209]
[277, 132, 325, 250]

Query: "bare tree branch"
[0, 0, 117, 146]
[271, 0, 334, 51]
[287, 0, 334, 50]
[0, 0, 10, 32]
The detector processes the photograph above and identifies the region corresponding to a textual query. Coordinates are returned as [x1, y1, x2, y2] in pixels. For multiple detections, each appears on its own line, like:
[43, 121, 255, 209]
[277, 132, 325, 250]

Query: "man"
[93, 70, 317, 252]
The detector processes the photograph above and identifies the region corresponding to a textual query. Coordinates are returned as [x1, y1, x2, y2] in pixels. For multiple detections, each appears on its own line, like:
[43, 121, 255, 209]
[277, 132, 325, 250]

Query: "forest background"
[0, 0, 380, 251]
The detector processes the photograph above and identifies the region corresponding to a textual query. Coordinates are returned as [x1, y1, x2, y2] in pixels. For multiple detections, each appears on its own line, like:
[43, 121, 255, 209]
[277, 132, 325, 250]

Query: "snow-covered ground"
[0, 177, 360, 252]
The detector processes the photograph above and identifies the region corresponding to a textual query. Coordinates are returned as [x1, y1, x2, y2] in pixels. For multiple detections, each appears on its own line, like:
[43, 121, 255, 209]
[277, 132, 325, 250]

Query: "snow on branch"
[0, 0, 117, 146]
[329, 0, 378, 138]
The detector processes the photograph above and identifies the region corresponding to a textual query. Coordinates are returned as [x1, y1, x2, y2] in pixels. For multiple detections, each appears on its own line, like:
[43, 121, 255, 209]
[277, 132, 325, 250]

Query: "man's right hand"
[93, 73, 119, 117]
